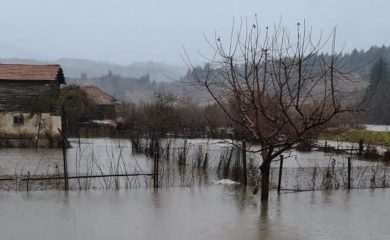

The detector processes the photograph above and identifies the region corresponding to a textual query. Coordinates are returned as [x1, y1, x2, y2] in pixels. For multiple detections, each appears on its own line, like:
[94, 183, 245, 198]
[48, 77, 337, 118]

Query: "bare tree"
[143, 92, 177, 155]
[186, 18, 365, 201]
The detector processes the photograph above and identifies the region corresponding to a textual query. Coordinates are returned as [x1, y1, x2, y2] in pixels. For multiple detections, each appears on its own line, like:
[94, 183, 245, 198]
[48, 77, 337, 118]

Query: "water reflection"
[1, 138, 381, 178]
[259, 200, 269, 228]
[151, 189, 162, 209]
[1, 183, 390, 239]
[235, 186, 249, 213]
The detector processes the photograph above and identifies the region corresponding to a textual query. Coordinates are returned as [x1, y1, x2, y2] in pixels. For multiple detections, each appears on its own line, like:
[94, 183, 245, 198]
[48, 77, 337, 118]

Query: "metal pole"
[26, 171, 30, 191]
[156, 140, 159, 188]
[153, 140, 159, 189]
[61, 104, 69, 191]
[277, 155, 284, 194]
[347, 157, 351, 190]
[62, 138, 69, 191]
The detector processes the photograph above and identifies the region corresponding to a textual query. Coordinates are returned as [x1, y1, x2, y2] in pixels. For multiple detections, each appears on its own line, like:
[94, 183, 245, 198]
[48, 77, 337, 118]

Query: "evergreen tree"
[367, 58, 390, 123]
[368, 58, 388, 91]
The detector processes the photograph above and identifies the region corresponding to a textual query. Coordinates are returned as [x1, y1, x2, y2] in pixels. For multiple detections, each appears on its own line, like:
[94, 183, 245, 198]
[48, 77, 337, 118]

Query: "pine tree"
[367, 58, 390, 123]
[368, 58, 388, 91]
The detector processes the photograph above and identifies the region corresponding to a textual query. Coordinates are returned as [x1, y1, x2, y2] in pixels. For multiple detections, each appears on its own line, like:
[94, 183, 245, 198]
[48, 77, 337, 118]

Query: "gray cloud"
[0, 0, 387, 65]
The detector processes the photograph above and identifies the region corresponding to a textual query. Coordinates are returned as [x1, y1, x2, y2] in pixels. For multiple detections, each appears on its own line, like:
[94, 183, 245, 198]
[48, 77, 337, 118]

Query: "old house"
[0, 64, 65, 147]
[80, 85, 119, 122]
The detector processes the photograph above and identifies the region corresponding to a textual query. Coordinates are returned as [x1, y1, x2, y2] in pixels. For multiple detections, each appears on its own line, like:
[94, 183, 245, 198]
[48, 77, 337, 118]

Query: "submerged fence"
[271, 164, 390, 192]
[0, 137, 390, 192]
[0, 138, 216, 191]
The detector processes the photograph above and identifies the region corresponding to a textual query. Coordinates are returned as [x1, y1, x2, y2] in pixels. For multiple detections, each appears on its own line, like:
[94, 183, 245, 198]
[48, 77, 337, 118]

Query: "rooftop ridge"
[0, 64, 65, 82]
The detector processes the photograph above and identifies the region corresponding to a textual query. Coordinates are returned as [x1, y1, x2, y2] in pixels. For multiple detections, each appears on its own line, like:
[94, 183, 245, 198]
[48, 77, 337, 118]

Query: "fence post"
[242, 139, 247, 185]
[153, 140, 159, 188]
[383, 166, 386, 188]
[324, 141, 327, 153]
[358, 139, 364, 156]
[277, 155, 284, 194]
[153, 142, 156, 188]
[61, 104, 69, 191]
[26, 171, 30, 191]
[347, 157, 351, 190]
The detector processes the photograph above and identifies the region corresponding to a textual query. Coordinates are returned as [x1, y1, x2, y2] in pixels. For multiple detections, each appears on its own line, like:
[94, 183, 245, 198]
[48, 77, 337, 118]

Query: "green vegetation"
[322, 129, 390, 146]
[60, 85, 93, 123]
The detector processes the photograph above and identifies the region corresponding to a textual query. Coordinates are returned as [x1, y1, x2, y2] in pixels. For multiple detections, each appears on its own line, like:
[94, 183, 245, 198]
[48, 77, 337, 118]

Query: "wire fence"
[271, 165, 390, 191]
[0, 137, 390, 192]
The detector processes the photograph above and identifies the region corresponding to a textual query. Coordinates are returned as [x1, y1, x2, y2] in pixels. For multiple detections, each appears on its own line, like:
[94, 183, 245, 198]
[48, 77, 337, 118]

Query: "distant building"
[0, 64, 65, 146]
[80, 85, 119, 122]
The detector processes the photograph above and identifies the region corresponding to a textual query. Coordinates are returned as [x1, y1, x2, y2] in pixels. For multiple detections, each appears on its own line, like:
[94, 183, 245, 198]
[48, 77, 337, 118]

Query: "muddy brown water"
[0, 187, 389, 240]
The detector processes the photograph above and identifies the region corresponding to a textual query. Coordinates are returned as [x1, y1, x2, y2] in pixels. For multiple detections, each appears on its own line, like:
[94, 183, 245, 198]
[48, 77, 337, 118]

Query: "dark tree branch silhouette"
[186, 18, 366, 201]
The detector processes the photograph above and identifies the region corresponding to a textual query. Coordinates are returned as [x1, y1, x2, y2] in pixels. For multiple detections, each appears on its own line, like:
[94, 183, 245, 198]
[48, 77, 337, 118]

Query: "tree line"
[60, 85, 230, 139]
[365, 58, 390, 124]
[60, 21, 388, 202]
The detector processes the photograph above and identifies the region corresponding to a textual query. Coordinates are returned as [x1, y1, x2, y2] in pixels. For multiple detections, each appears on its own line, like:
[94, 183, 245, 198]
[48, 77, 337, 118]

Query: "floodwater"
[1, 137, 389, 239]
[0, 147, 62, 175]
[364, 124, 390, 132]
[0, 187, 389, 240]
[0, 137, 379, 176]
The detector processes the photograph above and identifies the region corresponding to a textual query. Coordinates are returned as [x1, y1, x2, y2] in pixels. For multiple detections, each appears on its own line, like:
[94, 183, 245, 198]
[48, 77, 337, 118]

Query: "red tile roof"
[80, 85, 118, 105]
[0, 64, 64, 82]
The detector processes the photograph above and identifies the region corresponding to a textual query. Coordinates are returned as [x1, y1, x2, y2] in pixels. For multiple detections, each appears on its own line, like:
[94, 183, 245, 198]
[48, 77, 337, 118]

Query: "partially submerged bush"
[296, 140, 313, 152]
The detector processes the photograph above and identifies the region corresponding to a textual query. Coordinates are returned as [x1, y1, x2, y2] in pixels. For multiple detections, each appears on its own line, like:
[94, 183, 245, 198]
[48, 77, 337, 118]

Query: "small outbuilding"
[80, 85, 119, 121]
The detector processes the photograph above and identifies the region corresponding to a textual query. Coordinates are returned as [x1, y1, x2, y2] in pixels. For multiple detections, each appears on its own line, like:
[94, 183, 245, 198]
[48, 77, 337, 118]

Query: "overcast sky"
[0, 0, 388, 65]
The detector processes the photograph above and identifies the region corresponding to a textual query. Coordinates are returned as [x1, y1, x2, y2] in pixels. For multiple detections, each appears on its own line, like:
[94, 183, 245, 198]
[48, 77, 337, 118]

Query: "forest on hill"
[0, 58, 186, 81]
[6, 45, 383, 124]
[66, 45, 390, 103]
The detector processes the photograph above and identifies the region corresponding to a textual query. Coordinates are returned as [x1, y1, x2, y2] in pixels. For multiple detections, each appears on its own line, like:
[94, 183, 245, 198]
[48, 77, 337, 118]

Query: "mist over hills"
[0, 58, 187, 81]
[2, 45, 390, 104]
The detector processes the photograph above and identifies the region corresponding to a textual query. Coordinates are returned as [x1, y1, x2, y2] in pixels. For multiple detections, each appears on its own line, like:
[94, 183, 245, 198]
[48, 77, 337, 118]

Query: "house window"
[13, 115, 24, 125]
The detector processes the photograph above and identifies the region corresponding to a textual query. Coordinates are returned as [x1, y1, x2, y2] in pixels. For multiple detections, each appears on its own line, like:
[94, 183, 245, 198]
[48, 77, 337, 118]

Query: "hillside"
[2, 45, 390, 104]
[0, 58, 186, 81]
[67, 72, 210, 104]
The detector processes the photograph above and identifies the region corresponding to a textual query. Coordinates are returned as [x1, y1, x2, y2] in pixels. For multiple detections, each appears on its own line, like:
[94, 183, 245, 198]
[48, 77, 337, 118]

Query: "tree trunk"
[242, 139, 247, 185]
[259, 148, 273, 202]
[260, 162, 271, 201]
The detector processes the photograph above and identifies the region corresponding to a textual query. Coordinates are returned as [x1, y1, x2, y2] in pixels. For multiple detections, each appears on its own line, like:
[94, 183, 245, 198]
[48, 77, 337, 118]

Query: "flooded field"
[364, 124, 390, 132]
[0, 137, 380, 176]
[0, 138, 388, 191]
[0, 138, 389, 239]
[0, 186, 389, 240]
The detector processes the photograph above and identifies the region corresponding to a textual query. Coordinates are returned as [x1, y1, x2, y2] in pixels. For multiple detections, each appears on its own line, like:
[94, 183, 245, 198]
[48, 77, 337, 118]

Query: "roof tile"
[0, 64, 64, 81]
[80, 85, 118, 105]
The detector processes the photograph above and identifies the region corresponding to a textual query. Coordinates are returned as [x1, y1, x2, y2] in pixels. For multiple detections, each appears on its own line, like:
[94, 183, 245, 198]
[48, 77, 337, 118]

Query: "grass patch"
[322, 129, 390, 146]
